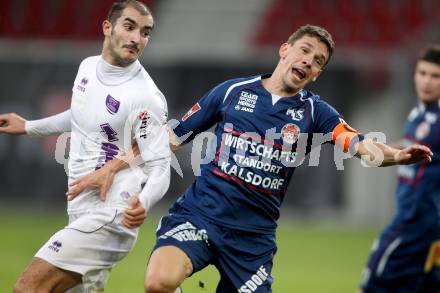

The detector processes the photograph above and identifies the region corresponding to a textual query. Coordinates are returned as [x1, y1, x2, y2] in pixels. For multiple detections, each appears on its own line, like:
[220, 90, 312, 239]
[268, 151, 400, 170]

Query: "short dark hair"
[107, 0, 153, 26]
[287, 24, 335, 66]
[417, 44, 440, 65]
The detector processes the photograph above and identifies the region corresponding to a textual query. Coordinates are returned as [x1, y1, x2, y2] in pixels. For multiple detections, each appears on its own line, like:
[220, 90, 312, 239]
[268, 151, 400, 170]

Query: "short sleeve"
[313, 100, 342, 134]
[313, 99, 364, 152]
[172, 81, 228, 144]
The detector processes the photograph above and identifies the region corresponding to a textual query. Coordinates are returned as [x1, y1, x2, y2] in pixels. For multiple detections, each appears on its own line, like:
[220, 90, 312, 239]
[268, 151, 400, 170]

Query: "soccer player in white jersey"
[0, 1, 171, 292]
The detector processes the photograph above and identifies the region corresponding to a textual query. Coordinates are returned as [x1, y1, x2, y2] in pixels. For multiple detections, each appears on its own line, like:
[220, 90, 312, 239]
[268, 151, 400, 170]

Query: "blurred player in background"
[359, 45, 440, 293]
[0, 1, 170, 292]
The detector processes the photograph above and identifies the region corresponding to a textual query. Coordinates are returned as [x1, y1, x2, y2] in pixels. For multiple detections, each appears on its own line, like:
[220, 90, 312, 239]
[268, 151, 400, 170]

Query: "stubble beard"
[108, 35, 138, 67]
[282, 74, 301, 95]
[111, 47, 136, 67]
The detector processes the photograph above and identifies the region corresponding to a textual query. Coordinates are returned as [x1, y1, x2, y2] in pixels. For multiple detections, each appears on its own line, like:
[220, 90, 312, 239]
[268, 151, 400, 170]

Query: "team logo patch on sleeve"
[139, 110, 149, 120]
[281, 123, 300, 144]
[182, 103, 201, 121]
[138, 110, 151, 139]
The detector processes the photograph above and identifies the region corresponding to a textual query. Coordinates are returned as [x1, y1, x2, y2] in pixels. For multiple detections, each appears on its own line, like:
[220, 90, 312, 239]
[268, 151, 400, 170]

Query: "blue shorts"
[361, 214, 440, 293]
[152, 207, 277, 292]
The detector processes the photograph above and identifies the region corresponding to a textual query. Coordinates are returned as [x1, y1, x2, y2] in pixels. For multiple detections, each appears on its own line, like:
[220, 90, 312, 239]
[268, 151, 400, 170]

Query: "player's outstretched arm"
[0, 113, 26, 135]
[67, 144, 141, 201]
[355, 139, 433, 167]
[387, 139, 405, 150]
[26, 110, 71, 136]
[0, 110, 71, 137]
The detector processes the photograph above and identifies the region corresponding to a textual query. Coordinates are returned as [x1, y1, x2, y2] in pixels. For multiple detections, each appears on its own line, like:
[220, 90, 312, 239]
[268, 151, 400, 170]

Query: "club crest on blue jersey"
[281, 123, 300, 145]
[286, 108, 304, 121]
[425, 112, 437, 124]
[105, 94, 120, 115]
[416, 121, 430, 140]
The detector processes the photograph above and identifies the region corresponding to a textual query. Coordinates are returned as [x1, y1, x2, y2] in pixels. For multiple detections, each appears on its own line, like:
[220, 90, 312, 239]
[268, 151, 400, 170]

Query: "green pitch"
[0, 212, 379, 292]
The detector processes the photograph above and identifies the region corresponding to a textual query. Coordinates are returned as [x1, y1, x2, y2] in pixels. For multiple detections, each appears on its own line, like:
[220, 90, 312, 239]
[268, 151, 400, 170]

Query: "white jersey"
[67, 56, 169, 214]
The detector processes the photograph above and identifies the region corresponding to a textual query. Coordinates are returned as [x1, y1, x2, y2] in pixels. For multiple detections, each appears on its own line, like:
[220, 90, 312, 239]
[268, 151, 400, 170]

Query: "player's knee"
[13, 275, 34, 293]
[12, 283, 24, 293]
[144, 274, 177, 293]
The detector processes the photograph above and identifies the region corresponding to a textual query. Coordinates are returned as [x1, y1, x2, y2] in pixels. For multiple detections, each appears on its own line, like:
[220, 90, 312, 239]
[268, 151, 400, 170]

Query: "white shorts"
[35, 208, 138, 291]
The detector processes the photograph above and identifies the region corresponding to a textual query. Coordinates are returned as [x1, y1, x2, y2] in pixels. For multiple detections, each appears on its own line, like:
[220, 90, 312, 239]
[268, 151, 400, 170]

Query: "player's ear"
[103, 20, 112, 37]
[279, 43, 289, 60]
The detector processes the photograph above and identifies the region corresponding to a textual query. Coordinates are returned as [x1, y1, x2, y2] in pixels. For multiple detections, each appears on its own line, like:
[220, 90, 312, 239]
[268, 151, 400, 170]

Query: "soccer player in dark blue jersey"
[141, 25, 432, 293]
[55, 25, 433, 293]
[359, 45, 440, 293]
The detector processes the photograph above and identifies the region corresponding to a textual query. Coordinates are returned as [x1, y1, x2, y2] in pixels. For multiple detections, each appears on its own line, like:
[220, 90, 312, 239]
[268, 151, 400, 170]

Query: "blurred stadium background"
[0, 0, 439, 292]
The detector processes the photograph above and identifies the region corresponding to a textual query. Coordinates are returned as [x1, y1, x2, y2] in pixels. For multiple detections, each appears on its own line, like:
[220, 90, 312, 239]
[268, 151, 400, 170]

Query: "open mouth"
[124, 46, 138, 54]
[292, 68, 306, 80]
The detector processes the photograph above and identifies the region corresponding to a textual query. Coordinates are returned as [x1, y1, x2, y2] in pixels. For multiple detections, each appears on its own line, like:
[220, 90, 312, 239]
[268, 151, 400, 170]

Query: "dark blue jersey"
[395, 102, 440, 221]
[172, 75, 355, 233]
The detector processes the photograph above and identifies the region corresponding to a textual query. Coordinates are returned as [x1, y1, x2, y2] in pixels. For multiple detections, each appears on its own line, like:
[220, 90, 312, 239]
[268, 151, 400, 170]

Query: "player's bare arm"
[67, 144, 141, 201]
[388, 139, 405, 150]
[331, 121, 432, 166]
[355, 139, 433, 166]
[0, 113, 26, 135]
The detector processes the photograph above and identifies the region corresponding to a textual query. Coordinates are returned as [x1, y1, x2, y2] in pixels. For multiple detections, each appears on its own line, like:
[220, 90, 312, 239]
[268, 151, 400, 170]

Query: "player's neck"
[97, 56, 140, 85]
[419, 98, 440, 108]
[262, 73, 301, 97]
[101, 53, 132, 68]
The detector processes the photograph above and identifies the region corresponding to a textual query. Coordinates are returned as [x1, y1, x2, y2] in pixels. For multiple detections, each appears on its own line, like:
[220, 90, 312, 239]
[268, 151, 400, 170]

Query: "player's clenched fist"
[123, 197, 147, 229]
[0, 113, 26, 135]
